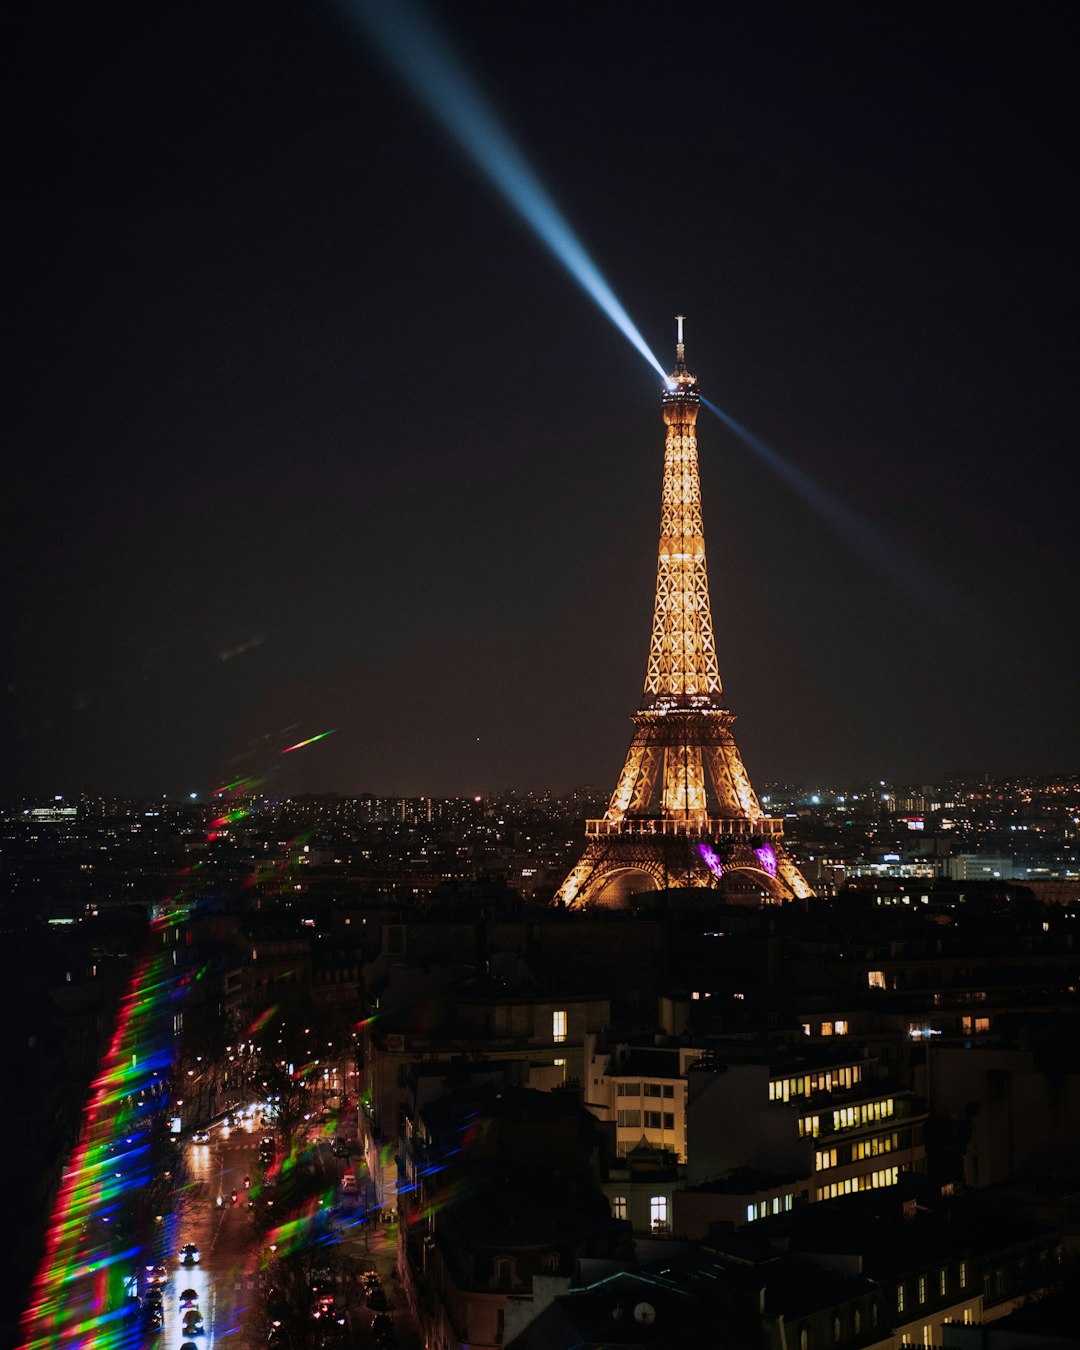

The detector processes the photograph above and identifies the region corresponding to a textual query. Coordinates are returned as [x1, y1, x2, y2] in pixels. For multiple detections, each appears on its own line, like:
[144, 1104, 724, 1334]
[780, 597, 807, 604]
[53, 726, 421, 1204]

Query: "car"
[191, 1130, 210, 1145]
[179, 1288, 199, 1305]
[366, 1286, 389, 1310]
[371, 1312, 396, 1346]
[182, 1309, 204, 1335]
[147, 1263, 168, 1286]
[181, 1343, 199, 1350]
[144, 1286, 164, 1305]
[145, 1303, 164, 1331]
[179, 1243, 200, 1266]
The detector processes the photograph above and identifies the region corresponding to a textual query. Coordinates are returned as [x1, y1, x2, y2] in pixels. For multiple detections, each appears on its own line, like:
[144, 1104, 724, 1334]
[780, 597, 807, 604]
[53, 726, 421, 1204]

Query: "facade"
[556, 321, 812, 907]
[685, 1048, 927, 1205]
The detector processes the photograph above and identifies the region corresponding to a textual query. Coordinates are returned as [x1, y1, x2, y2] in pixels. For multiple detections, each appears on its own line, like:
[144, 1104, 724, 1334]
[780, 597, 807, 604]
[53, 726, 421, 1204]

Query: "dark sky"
[6, 1, 1079, 800]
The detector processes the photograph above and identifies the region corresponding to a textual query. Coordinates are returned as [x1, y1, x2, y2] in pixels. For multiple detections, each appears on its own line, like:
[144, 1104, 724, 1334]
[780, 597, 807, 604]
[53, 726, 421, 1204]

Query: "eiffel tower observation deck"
[556, 319, 813, 907]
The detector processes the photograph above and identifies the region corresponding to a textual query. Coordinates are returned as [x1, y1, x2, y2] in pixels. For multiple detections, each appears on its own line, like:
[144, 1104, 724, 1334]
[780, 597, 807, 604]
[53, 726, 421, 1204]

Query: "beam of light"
[701, 397, 962, 611]
[342, 0, 962, 622]
[281, 729, 336, 755]
[340, 0, 667, 381]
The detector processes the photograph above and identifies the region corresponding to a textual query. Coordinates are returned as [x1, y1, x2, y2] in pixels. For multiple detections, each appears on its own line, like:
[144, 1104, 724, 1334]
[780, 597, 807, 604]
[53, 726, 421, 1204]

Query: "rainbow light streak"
[754, 843, 778, 877]
[701, 397, 961, 611]
[698, 842, 724, 879]
[245, 1004, 281, 1039]
[281, 729, 336, 755]
[19, 913, 186, 1350]
[341, 0, 666, 380]
[212, 774, 262, 796]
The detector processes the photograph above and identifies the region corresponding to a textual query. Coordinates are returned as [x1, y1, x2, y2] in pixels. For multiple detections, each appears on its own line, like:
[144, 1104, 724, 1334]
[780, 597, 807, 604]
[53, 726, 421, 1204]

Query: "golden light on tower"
[556, 319, 813, 907]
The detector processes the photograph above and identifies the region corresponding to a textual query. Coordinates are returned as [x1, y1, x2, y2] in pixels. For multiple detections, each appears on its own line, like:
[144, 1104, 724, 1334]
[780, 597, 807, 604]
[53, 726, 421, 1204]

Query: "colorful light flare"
[19, 911, 186, 1350]
[281, 729, 336, 754]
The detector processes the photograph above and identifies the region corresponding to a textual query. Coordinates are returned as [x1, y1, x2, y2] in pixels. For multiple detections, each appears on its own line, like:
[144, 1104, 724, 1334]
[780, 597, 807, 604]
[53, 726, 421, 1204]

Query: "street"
[144, 1105, 423, 1349]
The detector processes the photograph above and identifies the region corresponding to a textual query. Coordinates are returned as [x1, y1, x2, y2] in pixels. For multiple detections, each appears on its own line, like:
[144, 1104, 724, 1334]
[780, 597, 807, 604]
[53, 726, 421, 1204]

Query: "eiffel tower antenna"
[555, 319, 814, 908]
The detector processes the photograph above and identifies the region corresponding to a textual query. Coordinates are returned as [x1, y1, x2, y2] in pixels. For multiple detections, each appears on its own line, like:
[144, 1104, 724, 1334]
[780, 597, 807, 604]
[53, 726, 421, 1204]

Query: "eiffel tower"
[556, 319, 813, 908]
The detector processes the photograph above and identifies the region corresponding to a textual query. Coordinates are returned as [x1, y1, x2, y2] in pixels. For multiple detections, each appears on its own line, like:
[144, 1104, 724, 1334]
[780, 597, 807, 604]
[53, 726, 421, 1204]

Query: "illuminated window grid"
[745, 1193, 794, 1222]
[768, 1064, 863, 1103]
[816, 1165, 899, 1202]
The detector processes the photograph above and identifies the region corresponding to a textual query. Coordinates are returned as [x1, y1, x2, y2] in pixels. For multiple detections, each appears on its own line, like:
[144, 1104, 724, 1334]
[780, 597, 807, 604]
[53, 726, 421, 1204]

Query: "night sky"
[7, 1, 1079, 800]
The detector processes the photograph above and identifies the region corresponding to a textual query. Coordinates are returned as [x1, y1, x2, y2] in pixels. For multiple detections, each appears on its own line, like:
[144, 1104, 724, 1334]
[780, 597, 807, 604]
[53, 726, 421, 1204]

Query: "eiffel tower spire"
[556, 319, 813, 907]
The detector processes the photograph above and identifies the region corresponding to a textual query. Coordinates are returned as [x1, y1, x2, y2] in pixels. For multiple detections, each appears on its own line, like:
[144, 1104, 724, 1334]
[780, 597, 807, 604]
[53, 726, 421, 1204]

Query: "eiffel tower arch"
[556, 319, 814, 909]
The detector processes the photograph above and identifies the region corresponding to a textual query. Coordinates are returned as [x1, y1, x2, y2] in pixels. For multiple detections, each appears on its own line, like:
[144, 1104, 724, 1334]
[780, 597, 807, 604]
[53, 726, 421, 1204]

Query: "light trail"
[340, 0, 667, 379]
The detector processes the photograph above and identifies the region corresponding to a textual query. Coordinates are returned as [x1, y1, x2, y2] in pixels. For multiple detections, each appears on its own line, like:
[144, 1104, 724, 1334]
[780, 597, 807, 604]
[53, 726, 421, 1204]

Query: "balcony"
[586, 816, 784, 839]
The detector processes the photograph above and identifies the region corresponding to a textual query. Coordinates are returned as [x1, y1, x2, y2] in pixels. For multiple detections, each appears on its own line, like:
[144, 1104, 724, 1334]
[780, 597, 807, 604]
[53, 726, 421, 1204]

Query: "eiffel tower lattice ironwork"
[556, 319, 814, 907]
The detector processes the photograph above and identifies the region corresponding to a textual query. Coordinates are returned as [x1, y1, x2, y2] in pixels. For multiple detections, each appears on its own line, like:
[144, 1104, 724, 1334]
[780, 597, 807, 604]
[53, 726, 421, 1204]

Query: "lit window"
[650, 1196, 668, 1230]
[897, 1283, 905, 1313]
[835, 1020, 848, 1035]
[868, 970, 886, 990]
[821, 1021, 834, 1036]
[833, 1316, 841, 1342]
[552, 1010, 567, 1043]
[938, 1268, 947, 1296]
[917, 1276, 926, 1305]
[612, 1195, 627, 1220]
[959, 1261, 968, 1288]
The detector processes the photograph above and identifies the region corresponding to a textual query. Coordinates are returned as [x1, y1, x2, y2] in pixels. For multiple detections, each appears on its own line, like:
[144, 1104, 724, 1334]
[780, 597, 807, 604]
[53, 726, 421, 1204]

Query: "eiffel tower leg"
[553, 842, 610, 907]
[775, 846, 814, 900]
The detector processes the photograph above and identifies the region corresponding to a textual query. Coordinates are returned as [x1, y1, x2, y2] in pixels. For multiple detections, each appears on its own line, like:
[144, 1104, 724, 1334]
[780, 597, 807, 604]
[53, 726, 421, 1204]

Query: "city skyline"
[8, 2, 1079, 800]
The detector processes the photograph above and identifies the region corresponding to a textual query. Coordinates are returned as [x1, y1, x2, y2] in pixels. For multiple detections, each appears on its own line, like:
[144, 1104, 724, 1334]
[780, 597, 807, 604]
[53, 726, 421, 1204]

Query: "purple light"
[754, 844, 778, 877]
[698, 843, 723, 879]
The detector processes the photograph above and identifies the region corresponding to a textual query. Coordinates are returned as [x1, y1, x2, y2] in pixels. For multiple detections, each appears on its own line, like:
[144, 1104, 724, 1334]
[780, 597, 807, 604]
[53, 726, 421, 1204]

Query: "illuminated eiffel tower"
[556, 320, 813, 907]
